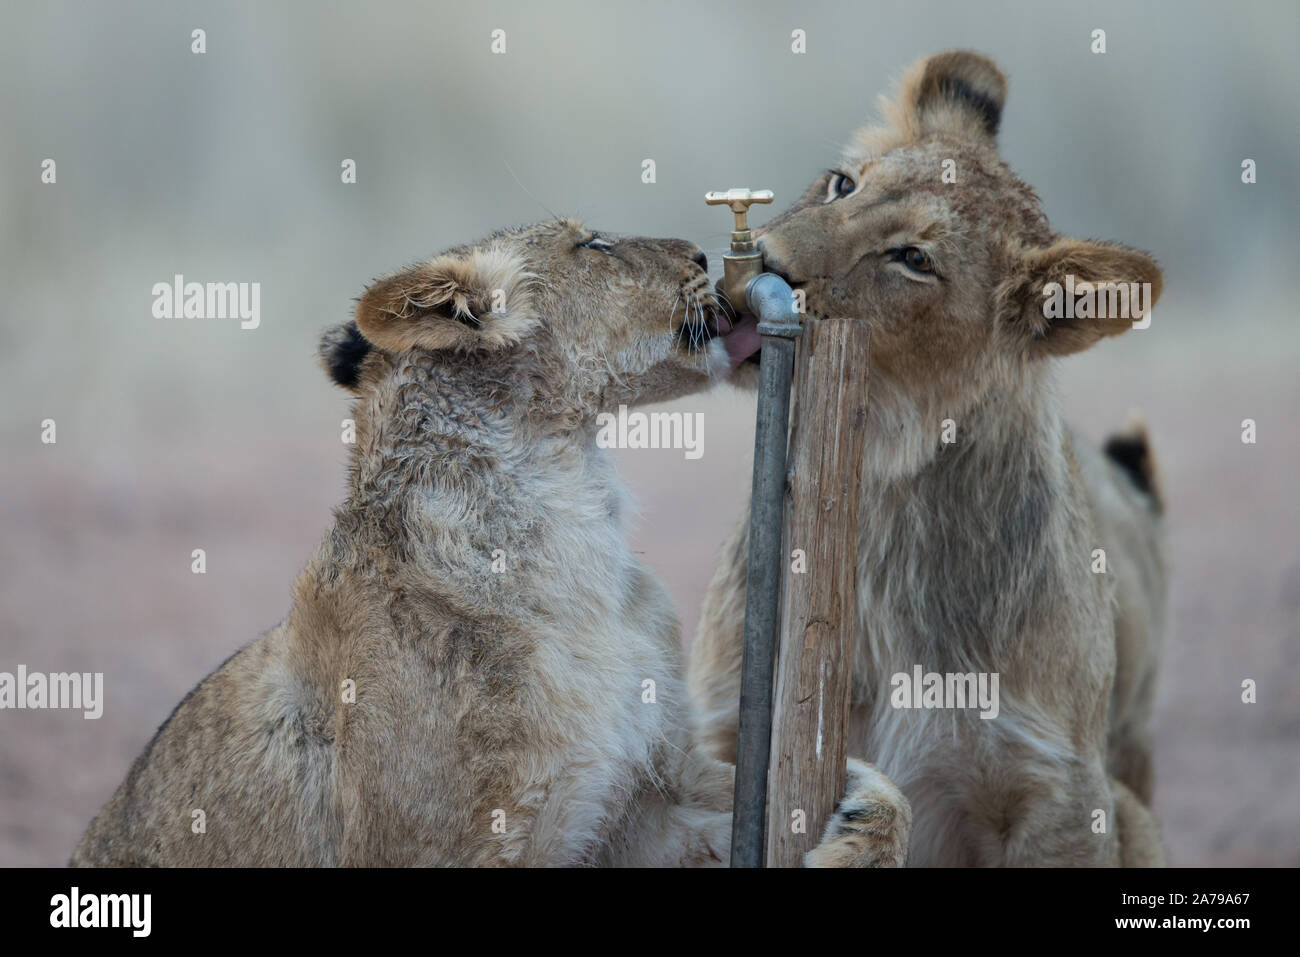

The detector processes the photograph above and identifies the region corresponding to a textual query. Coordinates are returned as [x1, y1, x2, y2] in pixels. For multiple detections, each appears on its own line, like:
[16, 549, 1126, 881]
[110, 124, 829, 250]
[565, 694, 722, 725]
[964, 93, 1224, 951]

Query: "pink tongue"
[723, 315, 762, 369]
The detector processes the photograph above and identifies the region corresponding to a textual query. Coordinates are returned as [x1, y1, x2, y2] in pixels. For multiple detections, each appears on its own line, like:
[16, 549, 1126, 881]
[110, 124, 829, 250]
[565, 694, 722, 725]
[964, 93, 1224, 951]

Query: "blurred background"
[2, 0, 1297, 866]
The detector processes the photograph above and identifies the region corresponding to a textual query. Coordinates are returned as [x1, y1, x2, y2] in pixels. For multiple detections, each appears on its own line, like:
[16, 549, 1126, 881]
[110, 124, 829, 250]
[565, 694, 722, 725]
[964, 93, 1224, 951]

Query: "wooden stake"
[764, 317, 871, 867]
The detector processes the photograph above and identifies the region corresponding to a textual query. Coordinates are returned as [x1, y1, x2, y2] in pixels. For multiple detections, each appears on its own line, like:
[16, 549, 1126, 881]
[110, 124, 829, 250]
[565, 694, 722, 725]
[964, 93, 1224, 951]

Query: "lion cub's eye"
[579, 235, 614, 253]
[895, 246, 935, 274]
[830, 172, 856, 199]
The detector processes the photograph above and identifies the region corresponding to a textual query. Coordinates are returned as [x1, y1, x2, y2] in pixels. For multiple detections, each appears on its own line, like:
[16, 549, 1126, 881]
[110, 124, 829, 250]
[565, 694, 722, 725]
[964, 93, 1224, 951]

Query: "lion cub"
[689, 52, 1168, 866]
[73, 219, 907, 867]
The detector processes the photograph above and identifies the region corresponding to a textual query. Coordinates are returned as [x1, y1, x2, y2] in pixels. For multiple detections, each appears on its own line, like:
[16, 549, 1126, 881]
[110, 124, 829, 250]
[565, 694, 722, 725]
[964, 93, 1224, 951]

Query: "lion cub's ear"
[998, 238, 1164, 358]
[354, 245, 538, 354]
[318, 320, 373, 392]
[892, 50, 1007, 144]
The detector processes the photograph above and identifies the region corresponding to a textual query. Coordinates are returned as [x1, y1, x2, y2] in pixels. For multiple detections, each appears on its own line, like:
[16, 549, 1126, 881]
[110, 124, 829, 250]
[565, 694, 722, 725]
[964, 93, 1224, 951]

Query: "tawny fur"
[689, 52, 1167, 866]
[72, 220, 906, 867]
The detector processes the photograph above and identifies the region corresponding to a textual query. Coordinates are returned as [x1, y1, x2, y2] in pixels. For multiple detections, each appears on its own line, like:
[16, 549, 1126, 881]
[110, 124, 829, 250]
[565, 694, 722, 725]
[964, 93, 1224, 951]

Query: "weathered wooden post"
[763, 317, 870, 866]
[707, 188, 870, 868]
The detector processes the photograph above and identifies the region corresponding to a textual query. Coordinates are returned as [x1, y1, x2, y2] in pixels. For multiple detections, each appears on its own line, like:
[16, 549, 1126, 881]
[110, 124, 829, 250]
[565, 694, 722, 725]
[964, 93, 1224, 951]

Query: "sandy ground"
[1, 322, 1297, 868]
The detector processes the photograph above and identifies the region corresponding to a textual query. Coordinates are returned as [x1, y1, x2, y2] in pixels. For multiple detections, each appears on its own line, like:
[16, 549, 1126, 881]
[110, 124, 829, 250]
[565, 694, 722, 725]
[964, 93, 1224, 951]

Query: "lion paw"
[804, 759, 911, 868]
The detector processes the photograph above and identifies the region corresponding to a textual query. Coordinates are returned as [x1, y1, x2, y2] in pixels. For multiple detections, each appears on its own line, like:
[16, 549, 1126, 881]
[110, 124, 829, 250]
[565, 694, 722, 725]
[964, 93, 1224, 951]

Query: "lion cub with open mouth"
[72, 219, 907, 867]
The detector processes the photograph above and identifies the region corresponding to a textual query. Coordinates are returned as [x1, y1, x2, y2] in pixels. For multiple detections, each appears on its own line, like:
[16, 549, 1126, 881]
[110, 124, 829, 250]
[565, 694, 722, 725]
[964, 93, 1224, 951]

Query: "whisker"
[715, 289, 744, 322]
[501, 158, 562, 222]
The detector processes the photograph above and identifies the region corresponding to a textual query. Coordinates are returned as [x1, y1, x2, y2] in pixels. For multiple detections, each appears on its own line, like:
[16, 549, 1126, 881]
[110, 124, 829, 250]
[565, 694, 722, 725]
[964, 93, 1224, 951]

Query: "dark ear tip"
[319, 320, 372, 390]
[922, 50, 1006, 136]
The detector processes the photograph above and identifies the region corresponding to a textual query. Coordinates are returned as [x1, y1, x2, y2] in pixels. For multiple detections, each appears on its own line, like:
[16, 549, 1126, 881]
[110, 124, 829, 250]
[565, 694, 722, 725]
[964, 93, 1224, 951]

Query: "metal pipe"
[746, 273, 801, 327]
[730, 271, 801, 868]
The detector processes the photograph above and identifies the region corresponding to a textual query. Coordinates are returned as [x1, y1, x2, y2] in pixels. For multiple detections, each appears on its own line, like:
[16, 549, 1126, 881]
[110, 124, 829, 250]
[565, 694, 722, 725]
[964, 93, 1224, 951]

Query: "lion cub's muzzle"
[667, 248, 763, 370]
[671, 280, 730, 353]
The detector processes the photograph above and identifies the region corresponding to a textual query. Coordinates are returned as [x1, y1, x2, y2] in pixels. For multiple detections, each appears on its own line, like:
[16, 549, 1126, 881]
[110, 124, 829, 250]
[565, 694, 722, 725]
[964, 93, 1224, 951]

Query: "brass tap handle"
[707, 188, 774, 310]
[705, 188, 774, 233]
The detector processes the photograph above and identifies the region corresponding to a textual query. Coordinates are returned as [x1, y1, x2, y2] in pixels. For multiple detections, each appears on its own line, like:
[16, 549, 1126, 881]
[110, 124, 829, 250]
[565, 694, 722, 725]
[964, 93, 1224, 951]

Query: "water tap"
[706, 187, 800, 331]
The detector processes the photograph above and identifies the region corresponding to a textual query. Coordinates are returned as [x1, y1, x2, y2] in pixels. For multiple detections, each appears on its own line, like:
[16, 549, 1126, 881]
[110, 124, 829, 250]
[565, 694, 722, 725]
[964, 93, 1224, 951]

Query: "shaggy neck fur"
[331, 349, 631, 630]
[857, 361, 1085, 679]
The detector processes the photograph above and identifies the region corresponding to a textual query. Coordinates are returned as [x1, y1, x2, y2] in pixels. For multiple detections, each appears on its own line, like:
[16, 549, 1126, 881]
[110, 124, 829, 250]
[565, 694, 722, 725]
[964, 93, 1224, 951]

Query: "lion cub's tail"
[1104, 412, 1164, 514]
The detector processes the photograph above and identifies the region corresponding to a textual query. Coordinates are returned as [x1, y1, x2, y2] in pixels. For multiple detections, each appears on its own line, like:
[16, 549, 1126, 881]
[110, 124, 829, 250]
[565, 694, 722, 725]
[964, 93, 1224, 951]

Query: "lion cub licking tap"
[73, 219, 908, 867]
[689, 52, 1168, 867]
